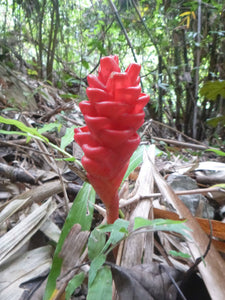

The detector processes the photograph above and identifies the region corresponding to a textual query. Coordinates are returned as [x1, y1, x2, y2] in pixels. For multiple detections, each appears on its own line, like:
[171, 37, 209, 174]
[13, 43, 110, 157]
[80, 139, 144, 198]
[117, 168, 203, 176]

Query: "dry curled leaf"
[110, 262, 210, 300]
[111, 262, 181, 300]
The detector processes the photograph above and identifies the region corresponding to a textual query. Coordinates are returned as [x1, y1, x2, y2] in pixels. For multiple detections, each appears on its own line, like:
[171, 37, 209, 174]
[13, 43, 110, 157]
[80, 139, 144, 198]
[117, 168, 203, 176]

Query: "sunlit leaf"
[179, 11, 192, 17]
[60, 126, 77, 150]
[200, 80, 225, 100]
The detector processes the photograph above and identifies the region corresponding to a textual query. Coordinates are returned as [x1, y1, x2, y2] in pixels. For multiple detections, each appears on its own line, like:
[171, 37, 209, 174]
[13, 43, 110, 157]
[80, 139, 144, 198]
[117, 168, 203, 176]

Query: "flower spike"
[74, 55, 149, 224]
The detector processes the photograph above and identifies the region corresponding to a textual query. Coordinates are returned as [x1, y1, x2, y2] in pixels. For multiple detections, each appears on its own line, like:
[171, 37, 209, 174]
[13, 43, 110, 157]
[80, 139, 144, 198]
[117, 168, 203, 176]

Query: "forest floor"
[1, 64, 225, 299]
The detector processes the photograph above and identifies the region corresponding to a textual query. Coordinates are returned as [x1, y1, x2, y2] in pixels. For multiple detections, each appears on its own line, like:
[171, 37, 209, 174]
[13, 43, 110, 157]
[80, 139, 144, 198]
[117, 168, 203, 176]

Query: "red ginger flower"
[74, 55, 149, 224]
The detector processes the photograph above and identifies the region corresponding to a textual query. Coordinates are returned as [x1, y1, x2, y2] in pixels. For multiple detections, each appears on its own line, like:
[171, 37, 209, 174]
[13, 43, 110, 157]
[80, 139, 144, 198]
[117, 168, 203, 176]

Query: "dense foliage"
[1, 0, 225, 141]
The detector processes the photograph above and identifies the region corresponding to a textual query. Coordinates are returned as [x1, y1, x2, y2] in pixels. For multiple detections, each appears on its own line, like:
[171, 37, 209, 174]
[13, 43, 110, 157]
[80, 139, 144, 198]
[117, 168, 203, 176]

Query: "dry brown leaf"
[148, 155, 225, 299]
[0, 180, 63, 222]
[0, 245, 52, 300]
[154, 207, 225, 242]
[0, 199, 57, 266]
[121, 146, 155, 267]
[111, 262, 210, 300]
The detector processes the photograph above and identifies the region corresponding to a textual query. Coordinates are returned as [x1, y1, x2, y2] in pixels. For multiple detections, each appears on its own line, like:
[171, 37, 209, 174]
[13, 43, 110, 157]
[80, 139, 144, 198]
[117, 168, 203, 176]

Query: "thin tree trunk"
[193, 0, 202, 138]
[46, 0, 59, 82]
[38, 0, 47, 79]
[158, 55, 163, 124]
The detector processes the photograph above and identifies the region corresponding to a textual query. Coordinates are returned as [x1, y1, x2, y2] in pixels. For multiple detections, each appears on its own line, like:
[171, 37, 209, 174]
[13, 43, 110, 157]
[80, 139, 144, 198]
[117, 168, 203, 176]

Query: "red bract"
[74, 55, 149, 224]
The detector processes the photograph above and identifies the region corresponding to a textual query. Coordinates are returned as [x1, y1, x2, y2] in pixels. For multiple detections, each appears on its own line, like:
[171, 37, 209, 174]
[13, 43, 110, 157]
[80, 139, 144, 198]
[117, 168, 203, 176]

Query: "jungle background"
[1, 0, 225, 300]
[0, 0, 225, 141]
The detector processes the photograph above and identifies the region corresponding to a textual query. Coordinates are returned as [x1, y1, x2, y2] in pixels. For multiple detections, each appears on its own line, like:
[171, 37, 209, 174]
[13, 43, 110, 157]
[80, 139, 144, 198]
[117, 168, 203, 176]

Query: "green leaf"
[123, 145, 164, 182]
[0, 116, 48, 142]
[206, 115, 225, 128]
[87, 266, 112, 300]
[99, 219, 129, 253]
[43, 183, 95, 300]
[206, 148, 225, 156]
[88, 254, 106, 287]
[211, 183, 225, 189]
[133, 217, 191, 238]
[200, 80, 225, 100]
[38, 122, 61, 134]
[0, 130, 28, 136]
[27, 69, 38, 76]
[60, 93, 78, 99]
[60, 126, 77, 150]
[55, 157, 76, 162]
[123, 145, 147, 181]
[88, 39, 107, 56]
[88, 228, 106, 261]
[0, 116, 78, 163]
[65, 272, 85, 300]
[169, 250, 191, 259]
[82, 58, 89, 69]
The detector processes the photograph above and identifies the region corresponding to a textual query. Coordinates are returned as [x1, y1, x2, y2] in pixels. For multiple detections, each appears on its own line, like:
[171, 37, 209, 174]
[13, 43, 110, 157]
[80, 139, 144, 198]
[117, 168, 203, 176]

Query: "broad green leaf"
[44, 183, 95, 300]
[88, 254, 106, 287]
[200, 80, 225, 100]
[87, 266, 112, 300]
[88, 228, 106, 261]
[60, 126, 77, 150]
[65, 272, 85, 300]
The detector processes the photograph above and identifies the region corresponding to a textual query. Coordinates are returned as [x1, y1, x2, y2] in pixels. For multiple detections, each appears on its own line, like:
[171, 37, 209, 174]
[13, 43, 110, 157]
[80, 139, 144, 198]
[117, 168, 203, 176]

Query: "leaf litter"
[0, 66, 225, 299]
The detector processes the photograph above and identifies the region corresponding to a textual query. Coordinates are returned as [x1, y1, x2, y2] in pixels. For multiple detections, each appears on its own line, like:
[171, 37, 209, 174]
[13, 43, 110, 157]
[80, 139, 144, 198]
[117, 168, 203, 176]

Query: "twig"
[150, 119, 205, 145]
[152, 136, 209, 151]
[0, 162, 36, 184]
[59, 114, 83, 126]
[58, 169, 70, 214]
[108, 0, 138, 63]
[119, 186, 224, 208]
[93, 203, 107, 220]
